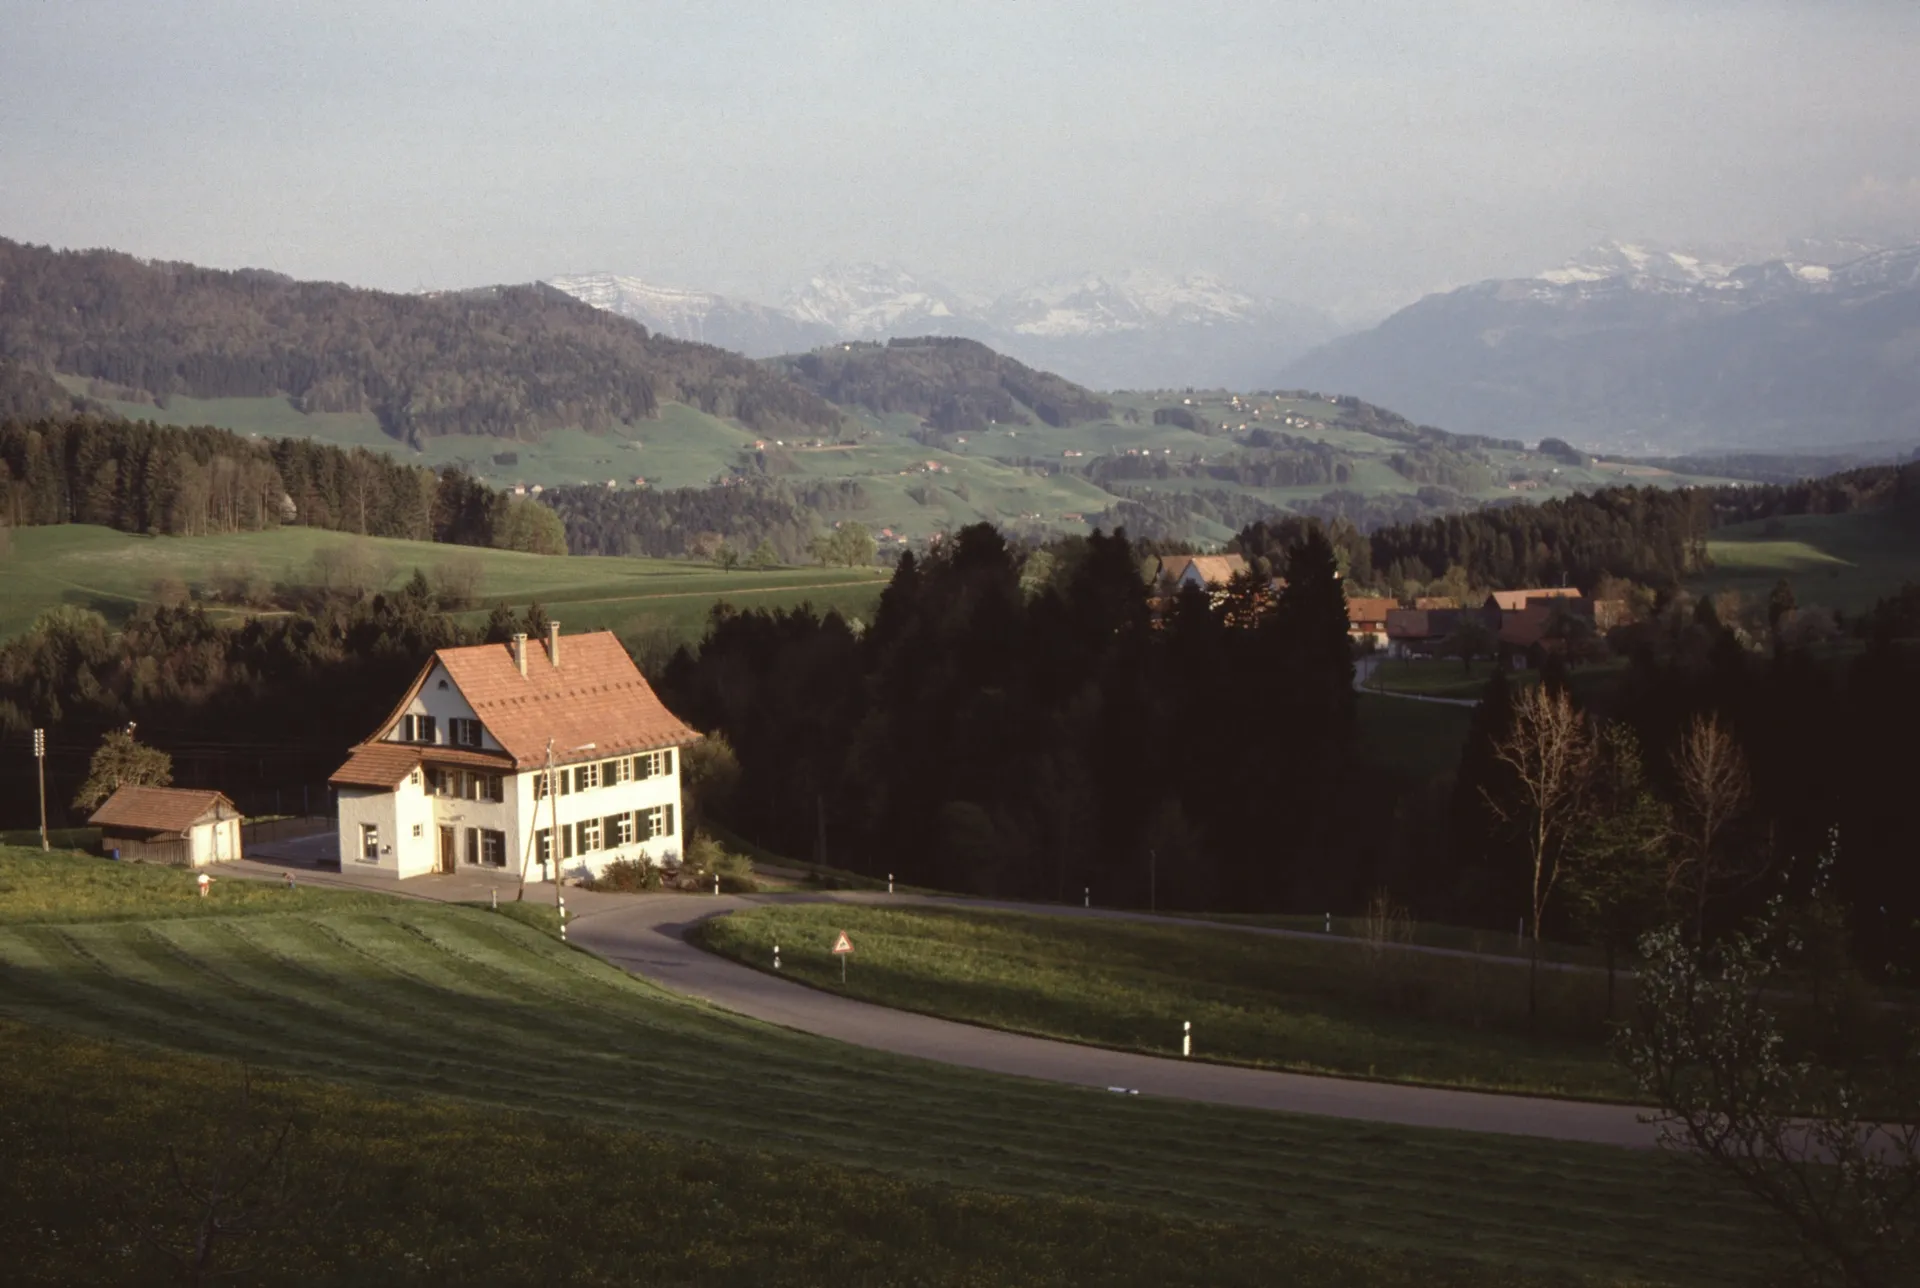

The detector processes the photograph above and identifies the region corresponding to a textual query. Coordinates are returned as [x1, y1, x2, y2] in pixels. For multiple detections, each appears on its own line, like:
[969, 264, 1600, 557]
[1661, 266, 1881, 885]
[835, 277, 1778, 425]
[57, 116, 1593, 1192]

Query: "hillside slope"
[0, 238, 843, 443]
[1281, 243, 1920, 454]
[769, 336, 1113, 432]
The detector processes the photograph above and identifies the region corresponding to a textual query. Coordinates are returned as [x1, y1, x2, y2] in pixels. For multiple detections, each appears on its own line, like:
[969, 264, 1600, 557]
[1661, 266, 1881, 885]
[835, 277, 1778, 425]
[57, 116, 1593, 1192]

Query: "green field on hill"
[0, 851, 1782, 1285]
[50, 376, 1742, 542]
[1695, 507, 1920, 613]
[696, 903, 1636, 1100]
[0, 523, 888, 642]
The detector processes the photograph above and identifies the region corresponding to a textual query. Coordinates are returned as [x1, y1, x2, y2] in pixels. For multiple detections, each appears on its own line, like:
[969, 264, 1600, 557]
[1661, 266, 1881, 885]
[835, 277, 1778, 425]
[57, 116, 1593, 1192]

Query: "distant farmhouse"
[89, 786, 244, 866]
[1157, 554, 1249, 592]
[329, 626, 700, 881]
[1382, 588, 1628, 665]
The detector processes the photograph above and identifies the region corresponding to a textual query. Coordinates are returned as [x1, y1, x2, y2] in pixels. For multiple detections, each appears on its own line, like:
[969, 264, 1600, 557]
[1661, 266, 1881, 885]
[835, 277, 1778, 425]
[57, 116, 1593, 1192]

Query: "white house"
[328, 624, 701, 882]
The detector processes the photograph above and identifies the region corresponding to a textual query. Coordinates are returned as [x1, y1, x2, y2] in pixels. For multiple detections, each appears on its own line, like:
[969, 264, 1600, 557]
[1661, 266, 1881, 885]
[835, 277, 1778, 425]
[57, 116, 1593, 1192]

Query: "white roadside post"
[1182, 1020, 1191, 1058]
[773, 943, 781, 970]
[713, 873, 719, 896]
[558, 895, 566, 942]
[1083, 886, 1089, 908]
[1324, 912, 1331, 934]
[888, 873, 894, 894]
[33, 728, 49, 851]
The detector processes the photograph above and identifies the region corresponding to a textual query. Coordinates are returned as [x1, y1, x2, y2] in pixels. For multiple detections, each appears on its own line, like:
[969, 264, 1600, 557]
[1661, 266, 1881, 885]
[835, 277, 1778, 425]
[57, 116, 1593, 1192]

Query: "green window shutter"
[664, 803, 675, 837]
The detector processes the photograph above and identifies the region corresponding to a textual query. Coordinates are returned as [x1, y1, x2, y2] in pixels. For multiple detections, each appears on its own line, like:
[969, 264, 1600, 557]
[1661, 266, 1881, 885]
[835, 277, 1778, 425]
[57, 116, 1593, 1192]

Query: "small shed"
[88, 786, 245, 866]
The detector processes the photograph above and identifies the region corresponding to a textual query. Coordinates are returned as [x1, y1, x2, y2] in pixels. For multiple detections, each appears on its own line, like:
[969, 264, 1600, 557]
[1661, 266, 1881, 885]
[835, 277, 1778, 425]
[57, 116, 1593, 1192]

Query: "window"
[409, 768, 421, 788]
[536, 828, 551, 866]
[634, 749, 675, 780]
[534, 772, 549, 800]
[359, 823, 379, 861]
[484, 774, 503, 803]
[638, 805, 675, 840]
[479, 830, 505, 867]
[411, 823, 422, 838]
[401, 714, 437, 744]
[609, 813, 634, 847]
[450, 718, 483, 748]
[605, 757, 628, 785]
[465, 828, 478, 865]
[577, 818, 601, 852]
[573, 762, 600, 794]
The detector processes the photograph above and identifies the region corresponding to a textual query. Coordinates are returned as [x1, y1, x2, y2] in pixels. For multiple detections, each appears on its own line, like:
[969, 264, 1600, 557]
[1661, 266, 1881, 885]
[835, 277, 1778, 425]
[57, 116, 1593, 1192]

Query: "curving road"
[563, 888, 1657, 1149]
[227, 850, 1655, 1148]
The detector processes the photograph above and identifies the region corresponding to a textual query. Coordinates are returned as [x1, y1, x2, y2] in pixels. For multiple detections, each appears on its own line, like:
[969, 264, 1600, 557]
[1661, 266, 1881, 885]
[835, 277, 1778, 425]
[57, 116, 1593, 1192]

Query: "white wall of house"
[383, 663, 505, 753]
[337, 753, 685, 882]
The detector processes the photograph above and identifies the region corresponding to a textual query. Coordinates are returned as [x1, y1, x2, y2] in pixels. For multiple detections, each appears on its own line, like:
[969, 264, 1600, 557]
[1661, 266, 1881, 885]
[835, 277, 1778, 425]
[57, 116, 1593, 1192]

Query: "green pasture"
[0, 523, 887, 642]
[1695, 508, 1920, 614]
[697, 903, 1636, 1101]
[1354, 691, 1474, 780]
[1364, 659, 1502, 700]
[0, 850, 1782, 1284]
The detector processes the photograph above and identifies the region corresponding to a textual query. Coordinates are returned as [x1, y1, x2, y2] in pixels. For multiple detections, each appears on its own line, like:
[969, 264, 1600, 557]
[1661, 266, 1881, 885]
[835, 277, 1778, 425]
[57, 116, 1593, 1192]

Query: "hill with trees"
[0, 238, 844, 444]
[768, 336, 1113, 433]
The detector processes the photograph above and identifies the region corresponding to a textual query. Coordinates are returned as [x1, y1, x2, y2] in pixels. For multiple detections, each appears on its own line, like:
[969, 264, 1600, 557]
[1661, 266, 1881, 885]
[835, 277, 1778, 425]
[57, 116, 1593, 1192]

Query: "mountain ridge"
[1280, 240, 1920, 454]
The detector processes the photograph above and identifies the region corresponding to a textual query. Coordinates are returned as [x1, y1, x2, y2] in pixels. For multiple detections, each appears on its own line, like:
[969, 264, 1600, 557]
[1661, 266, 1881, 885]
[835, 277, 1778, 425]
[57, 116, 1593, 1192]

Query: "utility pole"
[33, 728, 48, 851]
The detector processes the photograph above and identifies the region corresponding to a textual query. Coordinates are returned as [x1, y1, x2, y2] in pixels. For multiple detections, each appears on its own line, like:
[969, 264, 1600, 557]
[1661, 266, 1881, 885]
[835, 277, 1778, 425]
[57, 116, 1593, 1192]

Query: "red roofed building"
[89, 786, 244, 867]
[329, 625, 701, 882]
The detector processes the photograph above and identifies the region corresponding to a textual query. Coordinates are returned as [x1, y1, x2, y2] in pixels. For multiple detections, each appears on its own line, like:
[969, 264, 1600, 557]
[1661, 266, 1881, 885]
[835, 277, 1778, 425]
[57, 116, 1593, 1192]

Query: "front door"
[437, 826, 456, 874]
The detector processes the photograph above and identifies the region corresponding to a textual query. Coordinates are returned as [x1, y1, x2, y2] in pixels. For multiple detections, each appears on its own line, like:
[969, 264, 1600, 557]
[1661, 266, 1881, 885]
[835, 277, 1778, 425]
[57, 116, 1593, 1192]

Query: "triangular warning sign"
[831, 930, 853, 954]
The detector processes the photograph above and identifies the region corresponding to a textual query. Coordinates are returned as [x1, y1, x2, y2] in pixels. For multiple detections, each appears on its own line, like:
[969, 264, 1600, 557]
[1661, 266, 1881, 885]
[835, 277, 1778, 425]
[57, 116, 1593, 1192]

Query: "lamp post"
[33, 728, 48, 852]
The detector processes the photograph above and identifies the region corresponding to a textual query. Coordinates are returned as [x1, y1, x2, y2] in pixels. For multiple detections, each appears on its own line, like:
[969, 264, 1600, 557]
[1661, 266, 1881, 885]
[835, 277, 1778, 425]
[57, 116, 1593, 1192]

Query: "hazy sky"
[4, 1, 1917, 320]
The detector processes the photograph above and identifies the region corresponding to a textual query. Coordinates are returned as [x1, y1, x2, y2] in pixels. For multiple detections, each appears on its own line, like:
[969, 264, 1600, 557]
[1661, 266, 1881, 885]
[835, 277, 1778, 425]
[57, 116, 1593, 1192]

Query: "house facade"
[328, 625, 701, 882]
[89, 786, 244, 866]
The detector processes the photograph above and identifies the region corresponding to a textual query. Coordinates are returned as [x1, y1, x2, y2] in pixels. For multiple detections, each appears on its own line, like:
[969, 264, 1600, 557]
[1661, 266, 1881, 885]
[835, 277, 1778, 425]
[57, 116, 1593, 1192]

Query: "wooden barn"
[89, 786, 245, 866]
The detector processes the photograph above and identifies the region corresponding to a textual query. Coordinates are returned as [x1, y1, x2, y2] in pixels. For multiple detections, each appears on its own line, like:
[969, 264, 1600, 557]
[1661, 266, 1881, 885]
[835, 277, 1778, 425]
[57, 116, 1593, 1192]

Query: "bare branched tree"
[1672, 712, 1753, 940]
[1624, 843, 1920, 1287]
[1485, 683, 1596, 1022]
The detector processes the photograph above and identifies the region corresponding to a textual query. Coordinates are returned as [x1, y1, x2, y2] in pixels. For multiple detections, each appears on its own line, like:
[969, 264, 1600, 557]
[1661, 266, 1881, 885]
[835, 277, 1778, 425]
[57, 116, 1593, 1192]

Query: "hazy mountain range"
[1281, 240, 1920, 454]
[546, 265, 1339, 392]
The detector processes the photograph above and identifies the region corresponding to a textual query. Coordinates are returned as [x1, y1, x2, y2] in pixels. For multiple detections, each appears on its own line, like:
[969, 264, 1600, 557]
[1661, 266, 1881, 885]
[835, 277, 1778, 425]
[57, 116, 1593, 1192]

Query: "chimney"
[546, 621, 562, 668]
[510, 632, 527, 677]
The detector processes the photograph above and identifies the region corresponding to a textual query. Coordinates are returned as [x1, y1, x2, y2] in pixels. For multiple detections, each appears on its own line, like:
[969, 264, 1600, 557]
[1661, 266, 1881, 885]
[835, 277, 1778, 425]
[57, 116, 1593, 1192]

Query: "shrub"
[584, 858, 661, 893]
[677, 833, 758, 894]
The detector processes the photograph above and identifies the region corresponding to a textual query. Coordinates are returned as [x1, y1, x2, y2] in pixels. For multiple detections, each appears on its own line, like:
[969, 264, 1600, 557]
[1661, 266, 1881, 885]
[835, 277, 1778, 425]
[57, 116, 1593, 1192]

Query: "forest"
[545, 479, 858, 562]
[770, 336, 1113, 433]
[1232, 463, 1920, 594]
[0, 415, 515, 546]
[0, 238, 844, 442]
[660, 524, 1358, 910]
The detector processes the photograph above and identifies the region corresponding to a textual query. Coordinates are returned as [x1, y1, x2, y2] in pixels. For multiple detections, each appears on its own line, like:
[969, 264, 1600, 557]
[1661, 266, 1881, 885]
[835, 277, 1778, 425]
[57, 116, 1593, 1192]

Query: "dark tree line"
[0, 585, 498, 828]
[546, 481, 836, 563]
[1437, 614, 1920, 976]
[1, 415, 503, 544]
[771, 336, 1112, 434]
[661, 524, 1360, 910]
[1087, 443, 1352, 489]
[0, 237, 843, 442]
[1234, 464, 1919, 595]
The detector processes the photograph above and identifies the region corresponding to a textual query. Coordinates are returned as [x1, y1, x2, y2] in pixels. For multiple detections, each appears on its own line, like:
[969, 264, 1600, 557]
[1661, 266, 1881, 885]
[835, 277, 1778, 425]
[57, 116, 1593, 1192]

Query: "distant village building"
[1157, 554, 1249, 592]
[89, 786, 244, 866]
[328, 626, 700, 882]
[1344, 596, 1397, 648]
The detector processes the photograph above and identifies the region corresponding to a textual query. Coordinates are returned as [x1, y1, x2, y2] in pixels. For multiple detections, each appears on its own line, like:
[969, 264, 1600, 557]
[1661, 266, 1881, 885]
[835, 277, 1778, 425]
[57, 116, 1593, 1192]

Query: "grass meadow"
[1694, 507, 1920, 614]
[696, 904, 1639, 1101]
[0, 523, 888, 642]
[0, 848, 1785, 1286]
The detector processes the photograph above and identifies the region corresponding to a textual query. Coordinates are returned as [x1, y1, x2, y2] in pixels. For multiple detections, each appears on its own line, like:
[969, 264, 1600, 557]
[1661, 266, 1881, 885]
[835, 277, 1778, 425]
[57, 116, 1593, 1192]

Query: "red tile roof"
[88, 786, 237, 835]
[333, 631, 701, 783]
[1346, 597, 1397, 628]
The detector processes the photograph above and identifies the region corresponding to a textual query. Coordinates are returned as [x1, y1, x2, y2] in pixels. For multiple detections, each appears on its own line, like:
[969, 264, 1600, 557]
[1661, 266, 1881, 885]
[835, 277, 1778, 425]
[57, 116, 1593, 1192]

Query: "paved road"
[221, 853, 1655, 1148]
[1354, 654, 1481, 707]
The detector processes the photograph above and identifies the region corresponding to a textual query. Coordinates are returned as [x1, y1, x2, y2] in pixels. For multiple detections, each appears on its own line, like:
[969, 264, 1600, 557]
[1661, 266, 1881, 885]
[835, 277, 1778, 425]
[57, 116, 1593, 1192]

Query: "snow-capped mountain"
[548, 263, 1335, 390]
[543, 273, 835, 356]
[1281, 239, 1920, 453]
[780, 263, 974, 338]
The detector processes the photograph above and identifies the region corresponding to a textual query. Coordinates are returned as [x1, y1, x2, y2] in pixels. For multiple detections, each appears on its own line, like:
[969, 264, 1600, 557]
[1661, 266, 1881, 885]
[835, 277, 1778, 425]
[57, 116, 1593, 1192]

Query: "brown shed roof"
[88, 786, 237, 835]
